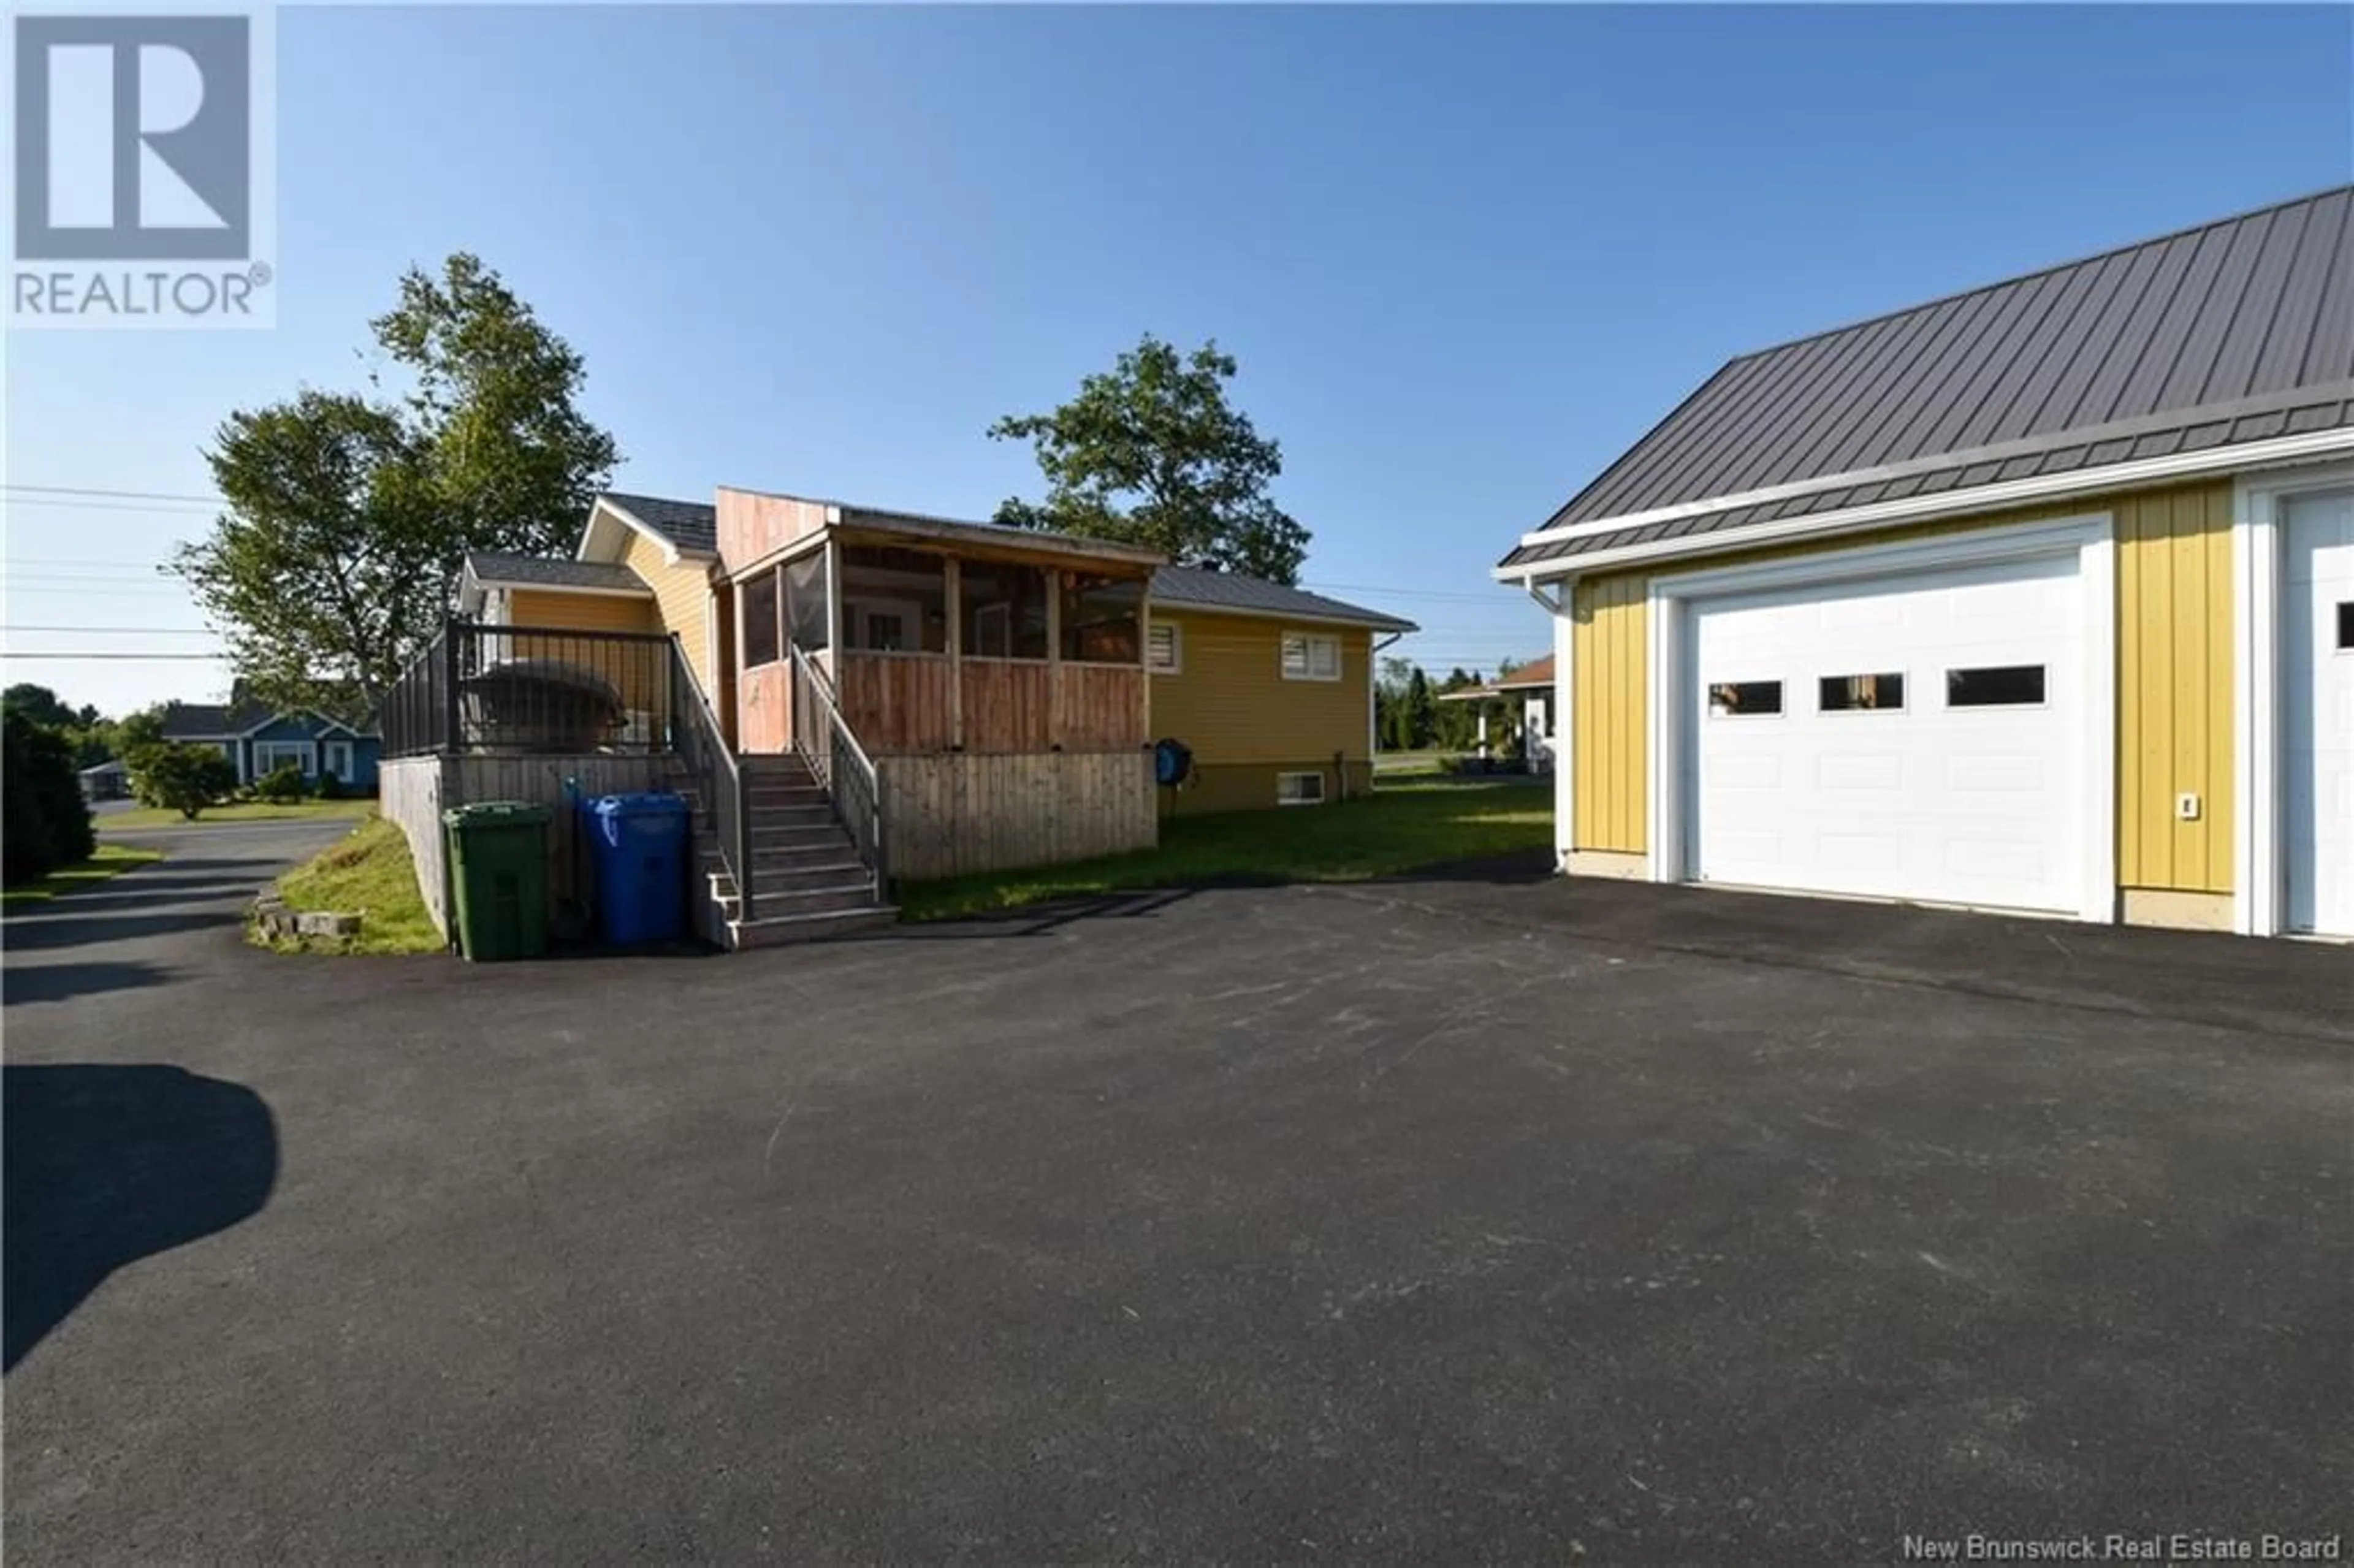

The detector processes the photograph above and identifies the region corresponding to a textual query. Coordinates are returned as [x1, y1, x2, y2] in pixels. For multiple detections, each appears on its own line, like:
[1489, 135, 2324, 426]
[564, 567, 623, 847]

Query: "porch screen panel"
[840, 546, 949, 653]
[743, 570, 781, 666]
[960, 563, 1049, 660]
[1059, 574, 1144, 664]
[787, 553, 831, 652]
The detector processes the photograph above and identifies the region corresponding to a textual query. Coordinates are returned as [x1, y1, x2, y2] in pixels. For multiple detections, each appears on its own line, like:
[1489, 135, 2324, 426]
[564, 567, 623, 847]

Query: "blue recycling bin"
[583, 791, 690, 945]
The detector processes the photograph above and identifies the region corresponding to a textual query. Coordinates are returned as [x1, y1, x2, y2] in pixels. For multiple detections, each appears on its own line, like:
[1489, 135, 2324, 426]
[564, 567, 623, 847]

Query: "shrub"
[3, 708, 96, 881]
[128, 742, 241, 820]
[314, 770, 347, 800]
[253, 762, 308, 804]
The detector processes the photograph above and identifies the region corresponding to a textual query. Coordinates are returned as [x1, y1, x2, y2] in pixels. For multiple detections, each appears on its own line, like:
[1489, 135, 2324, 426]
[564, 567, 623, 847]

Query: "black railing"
[383, 619, 679, 759]
[790, 644, 886, 888]
[670, 635, 752, 910]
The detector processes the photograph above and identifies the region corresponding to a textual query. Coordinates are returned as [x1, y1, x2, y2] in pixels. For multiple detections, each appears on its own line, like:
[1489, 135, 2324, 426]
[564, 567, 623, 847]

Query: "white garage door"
[1689, 552, 2085, 913]
[2283, 490, 2354, 937]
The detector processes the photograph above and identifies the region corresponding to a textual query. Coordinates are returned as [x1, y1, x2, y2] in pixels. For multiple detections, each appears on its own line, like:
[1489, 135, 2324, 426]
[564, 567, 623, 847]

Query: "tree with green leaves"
[126, 742, 240, 820]
[173, 253, 619, 712]
[3, 707, 96, 881]
[989, 334, 1311, 584]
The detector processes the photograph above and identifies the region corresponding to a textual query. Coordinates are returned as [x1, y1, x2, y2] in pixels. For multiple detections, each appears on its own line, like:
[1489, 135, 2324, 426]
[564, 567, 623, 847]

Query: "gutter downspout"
[1369, 630, 1406, 788]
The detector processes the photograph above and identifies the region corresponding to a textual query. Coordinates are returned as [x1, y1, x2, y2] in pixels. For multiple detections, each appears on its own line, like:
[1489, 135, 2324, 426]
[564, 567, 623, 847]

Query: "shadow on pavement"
[2, 961, 175, 1007]
[3, 1064, 278, 1371]
[0, 908, 247, 954]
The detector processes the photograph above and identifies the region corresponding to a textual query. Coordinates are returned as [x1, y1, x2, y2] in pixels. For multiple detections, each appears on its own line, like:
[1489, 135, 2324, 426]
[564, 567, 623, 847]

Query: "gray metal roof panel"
[1148, 565, 1415, 631]
[1498, 398, 2354, 571]
[1505, 186, 2354, 572]
[466, 550, 649, 592]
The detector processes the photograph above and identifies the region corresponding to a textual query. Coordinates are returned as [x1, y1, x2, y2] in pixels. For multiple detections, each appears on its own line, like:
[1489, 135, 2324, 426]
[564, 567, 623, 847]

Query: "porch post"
[944, 557, 964, 750]
[1044, 567, 1062, 750]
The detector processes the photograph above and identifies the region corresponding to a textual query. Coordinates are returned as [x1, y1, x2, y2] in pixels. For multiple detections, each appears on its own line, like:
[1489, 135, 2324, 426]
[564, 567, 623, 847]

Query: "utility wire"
[0, 625, 215, 635]
[1, 652, 222, 661]
[1, 482, 224, 505]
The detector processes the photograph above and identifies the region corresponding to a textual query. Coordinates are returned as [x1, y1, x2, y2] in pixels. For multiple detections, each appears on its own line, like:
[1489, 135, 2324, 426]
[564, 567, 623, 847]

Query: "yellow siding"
[508, 588, 654, 633]
[1563, 480, 2236, 892]
[1570, 574, 1647, 851]
[1148, 611, 1370, 771]
[620, 531, 717, 697]
[2114, 484, 2233, 892]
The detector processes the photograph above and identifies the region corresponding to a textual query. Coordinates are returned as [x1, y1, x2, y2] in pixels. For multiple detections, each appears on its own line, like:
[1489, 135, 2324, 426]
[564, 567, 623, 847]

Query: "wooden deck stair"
[663, 754, 896, 950]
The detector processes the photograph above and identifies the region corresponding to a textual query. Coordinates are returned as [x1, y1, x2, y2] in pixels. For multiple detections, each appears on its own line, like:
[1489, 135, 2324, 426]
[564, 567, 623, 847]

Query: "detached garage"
[1496, 186, 2354, 938]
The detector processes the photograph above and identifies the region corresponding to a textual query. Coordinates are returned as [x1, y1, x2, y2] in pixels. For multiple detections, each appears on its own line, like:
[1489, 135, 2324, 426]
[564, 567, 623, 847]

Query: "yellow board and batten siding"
[1565, 480, 2236, 896]
[619, 530, 718, 696]
[1148, 610, 1374, 812]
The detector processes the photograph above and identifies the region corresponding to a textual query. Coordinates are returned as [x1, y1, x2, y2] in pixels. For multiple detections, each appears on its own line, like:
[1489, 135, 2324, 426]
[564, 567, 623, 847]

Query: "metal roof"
[1501, 185, 2354, 570]
[1149, 565, 1417, 632]
[465, 550, 649, 593]
[603, 492, 718, 555]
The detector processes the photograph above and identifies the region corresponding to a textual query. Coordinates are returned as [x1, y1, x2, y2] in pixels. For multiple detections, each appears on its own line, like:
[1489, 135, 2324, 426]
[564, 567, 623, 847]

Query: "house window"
[322, 740, 354, 780]
[1708, 680, 1783, 716]
[1946, 664, 2046, 707]
[1818, 672, 1905, 712]
[1061, 573, 1144, 664]
[254, 740, 313, 777]
[743, 570, 781, 666]
[2337, 601, 2352, 651]
[960, 562, 1049, 659]
[1146, 621, 1181, 675]
[1281, 631, 1341, 682]
[1277, 771, 1326, 806]
[841, 546, 948, 653]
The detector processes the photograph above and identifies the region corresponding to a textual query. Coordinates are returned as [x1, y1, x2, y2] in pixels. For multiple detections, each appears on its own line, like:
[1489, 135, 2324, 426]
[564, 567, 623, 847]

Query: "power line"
[1, 482, 224, 505]
[1, 625, 217, 636]
[1, 652, 222, 661]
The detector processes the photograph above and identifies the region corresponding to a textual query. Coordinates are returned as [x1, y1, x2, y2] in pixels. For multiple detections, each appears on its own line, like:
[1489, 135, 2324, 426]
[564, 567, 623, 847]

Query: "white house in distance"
[1436, 656, 1556, 772]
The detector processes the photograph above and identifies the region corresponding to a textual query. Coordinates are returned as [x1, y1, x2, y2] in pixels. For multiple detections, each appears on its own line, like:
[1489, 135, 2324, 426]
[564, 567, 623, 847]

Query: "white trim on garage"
[1643, 514, 2117, 923]
[2233, 458, 2354, 939]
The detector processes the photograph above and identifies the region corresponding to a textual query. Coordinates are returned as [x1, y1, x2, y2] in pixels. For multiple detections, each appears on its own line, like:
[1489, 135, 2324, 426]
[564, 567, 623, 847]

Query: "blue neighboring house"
[159, 699, 381, 791]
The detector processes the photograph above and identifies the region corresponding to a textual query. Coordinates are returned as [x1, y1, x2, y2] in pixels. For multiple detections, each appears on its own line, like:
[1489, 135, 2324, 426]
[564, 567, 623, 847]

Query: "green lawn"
[897, 777, 1551, 921]
[254, 815, 443, 955]
[101, 798, 375, 832]
[2, 843, 166, 908]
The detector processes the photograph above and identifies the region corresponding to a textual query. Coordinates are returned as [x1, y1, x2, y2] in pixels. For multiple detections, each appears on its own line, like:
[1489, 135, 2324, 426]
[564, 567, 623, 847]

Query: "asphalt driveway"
[5, 853, 2349, 1563]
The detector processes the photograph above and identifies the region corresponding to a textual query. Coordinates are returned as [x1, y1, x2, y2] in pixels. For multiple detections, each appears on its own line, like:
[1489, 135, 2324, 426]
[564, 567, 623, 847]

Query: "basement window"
[1818, 672, 1905, 712]
[1946, 664, 2046, 707]
[1277, 771, 1327, 806]
[1707, 680, 1782, 717]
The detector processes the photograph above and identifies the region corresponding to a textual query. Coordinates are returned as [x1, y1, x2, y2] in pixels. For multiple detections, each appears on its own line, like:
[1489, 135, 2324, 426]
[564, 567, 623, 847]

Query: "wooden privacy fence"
[879, 751, 1156, 882]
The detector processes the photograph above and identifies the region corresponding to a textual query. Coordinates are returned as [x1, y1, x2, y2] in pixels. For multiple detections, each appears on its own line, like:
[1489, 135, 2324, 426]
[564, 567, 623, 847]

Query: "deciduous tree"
[173, 254, 619, 712]
[989, 335, 1310, 584]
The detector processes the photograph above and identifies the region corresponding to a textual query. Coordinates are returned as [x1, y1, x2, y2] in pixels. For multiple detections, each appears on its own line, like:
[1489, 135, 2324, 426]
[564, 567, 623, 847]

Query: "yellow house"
[1493, 185, 2354, 940]
[1143, 566, 1415, 815]
[440, 489, 1419, 944]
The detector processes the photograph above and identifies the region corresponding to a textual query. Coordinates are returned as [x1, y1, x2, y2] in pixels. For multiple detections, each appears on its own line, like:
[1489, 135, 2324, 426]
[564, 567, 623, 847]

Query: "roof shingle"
[465, 550, 650, 593]
[1149, 565, 1416, 632]
[603, 492, 718, 555]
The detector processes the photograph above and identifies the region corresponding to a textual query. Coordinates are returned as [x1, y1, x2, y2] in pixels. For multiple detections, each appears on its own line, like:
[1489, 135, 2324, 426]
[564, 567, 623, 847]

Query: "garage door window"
[1946, 664, 2046, 707]
[1708, 680, 1781, 717]
[1818, 672, 1904, 712]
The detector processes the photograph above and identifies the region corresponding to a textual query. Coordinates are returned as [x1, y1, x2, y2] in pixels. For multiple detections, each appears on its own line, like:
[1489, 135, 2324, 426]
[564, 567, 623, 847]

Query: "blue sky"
[8, 3, 2350, 715]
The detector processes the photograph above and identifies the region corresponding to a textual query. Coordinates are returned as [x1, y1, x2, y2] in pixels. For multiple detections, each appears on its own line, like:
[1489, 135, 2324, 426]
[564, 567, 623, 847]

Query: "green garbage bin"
[443, 801, 554, 961]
